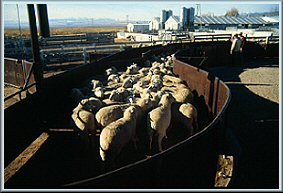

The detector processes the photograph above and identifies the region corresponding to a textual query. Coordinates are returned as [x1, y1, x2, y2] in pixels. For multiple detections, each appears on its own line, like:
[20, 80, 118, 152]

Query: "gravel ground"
[209, 57, 279, 189]
[239, 65, 279, 103]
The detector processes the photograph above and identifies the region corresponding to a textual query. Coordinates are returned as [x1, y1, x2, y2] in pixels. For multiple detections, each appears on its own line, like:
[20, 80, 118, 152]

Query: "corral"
[4, 43, 231, 188]
[4, 38, 279, 189]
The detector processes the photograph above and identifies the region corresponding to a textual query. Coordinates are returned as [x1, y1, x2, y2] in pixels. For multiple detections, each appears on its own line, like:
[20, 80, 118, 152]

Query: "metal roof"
[165, 15, 180, 24]
[194, 16, 271, 25]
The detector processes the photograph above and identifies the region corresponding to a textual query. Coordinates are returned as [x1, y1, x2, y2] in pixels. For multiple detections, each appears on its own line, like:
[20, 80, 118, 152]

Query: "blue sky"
[4, 1, 280, 22]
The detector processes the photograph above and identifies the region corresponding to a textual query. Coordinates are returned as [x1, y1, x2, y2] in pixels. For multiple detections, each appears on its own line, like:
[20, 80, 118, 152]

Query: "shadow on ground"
[209, 58, 279, 189]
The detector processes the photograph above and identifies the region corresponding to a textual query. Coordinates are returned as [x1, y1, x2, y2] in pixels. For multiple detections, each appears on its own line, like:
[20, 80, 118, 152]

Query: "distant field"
[4, 26, 126, 36]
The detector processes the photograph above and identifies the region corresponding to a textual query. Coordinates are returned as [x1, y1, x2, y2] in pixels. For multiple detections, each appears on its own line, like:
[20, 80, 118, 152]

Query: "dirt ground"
[4, 26, 126, 36]
[209, 57, 279, 188]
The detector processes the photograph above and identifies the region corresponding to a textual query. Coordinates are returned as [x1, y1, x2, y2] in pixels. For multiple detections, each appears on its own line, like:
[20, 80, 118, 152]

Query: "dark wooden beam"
[27, 4, 43, 91]
[37, 4, 50, 38]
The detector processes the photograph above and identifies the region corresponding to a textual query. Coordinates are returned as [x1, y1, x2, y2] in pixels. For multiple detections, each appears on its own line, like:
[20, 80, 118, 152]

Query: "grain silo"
[180, 7, 195, 31]
[161, 10, 167, 29]
[188, 7, 195, 31]
[180, 7, 188, 30]
[161, 9, 173, 29]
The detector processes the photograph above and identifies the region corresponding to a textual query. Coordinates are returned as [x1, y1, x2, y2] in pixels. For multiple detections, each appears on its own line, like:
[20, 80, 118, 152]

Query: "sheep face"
[93, 87, 105, 99]
[159, 93, 175, 106]
[123, 106, 137, 120]
[136, 98, 154, 113]
[106, 66, 118, 76]
[80, 97, 102, 113]
[91, 80, 103, 89]
[126, 63, 140, 75]
[107, 74, 120, 83]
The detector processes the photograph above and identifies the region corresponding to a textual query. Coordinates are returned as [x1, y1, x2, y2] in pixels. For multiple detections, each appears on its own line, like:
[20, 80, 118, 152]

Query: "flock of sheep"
[70, 53, 199, 167]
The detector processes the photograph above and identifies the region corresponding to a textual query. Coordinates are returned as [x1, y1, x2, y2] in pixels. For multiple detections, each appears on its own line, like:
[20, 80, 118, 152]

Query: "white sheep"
[109, 90, 123, 102]
[126, 90, 136, 104]
[138, 67, 150, 77]
[178, 103, 198, 135]
[95, 104, 130, 128]
[135, 97, 154, 113]
[119, 73, 128, 82]
[172, 85, 194, 103]
[99, 106, 138, 164]
[102, 98, 125, 106]
[109, 87, 131, 102]
[150, 90, 165, 107]
[151, 61, 160, 68]
[107, 74, 120, 83]
[71, 107, 96, 136]
[85, 97, 103, 113]
[117, 87, 132, 100]
[73, 97, 102, 115]
[133, 80, 149, 96]
[147, 93, 175, 152]
[93, 87, 105, 99]
[106, 66, 118, 76]
[71, 98, 102, 148]
[122, 77, 134, 88]
[163, 75, 183, 84]
[126, 63, 140, 75]
[91, 80, 103, 90]
[96, 97, 151, 130]
[162, 83, 194, 103]
[107, 81, 122, 89]
[140, 87, 154, 99]
[151, 74, 162, 85]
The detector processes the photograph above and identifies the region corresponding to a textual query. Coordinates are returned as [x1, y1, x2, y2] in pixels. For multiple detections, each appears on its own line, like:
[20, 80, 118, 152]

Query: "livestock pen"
[4, 44, 232, 189]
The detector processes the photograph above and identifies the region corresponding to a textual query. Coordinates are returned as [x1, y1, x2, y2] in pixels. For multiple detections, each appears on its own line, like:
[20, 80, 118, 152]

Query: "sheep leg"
[158, 135, 163, 152]
[188, 125, 194, 136]
[165, 130, 168, 139]
[149, 136, 153, 153]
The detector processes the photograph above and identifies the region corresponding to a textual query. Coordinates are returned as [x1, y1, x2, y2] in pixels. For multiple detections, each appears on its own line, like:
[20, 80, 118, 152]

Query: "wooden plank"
[48, 128, 73, 132]
[4, 132, 49, 183]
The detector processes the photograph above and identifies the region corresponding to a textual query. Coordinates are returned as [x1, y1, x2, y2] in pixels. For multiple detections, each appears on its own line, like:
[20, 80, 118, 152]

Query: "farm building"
[127, 23, 150, 33]
[165, 16, 180, 31]
[149, 9, 279, 32]
[149, 17, 161, 32]
[194, 16, 279, 30]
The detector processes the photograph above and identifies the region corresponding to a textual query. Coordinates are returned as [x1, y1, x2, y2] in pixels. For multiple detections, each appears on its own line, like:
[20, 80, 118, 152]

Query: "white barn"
[149, 17, 161, 31]
[165, 16, 180, 31]
[127, 23, 150, 33]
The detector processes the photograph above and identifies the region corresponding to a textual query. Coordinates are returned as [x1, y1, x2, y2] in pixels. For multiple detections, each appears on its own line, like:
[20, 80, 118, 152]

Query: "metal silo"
[188, 7, 195, 31]
[161, 10, 167, 29]
[180, 7, 189, 30]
